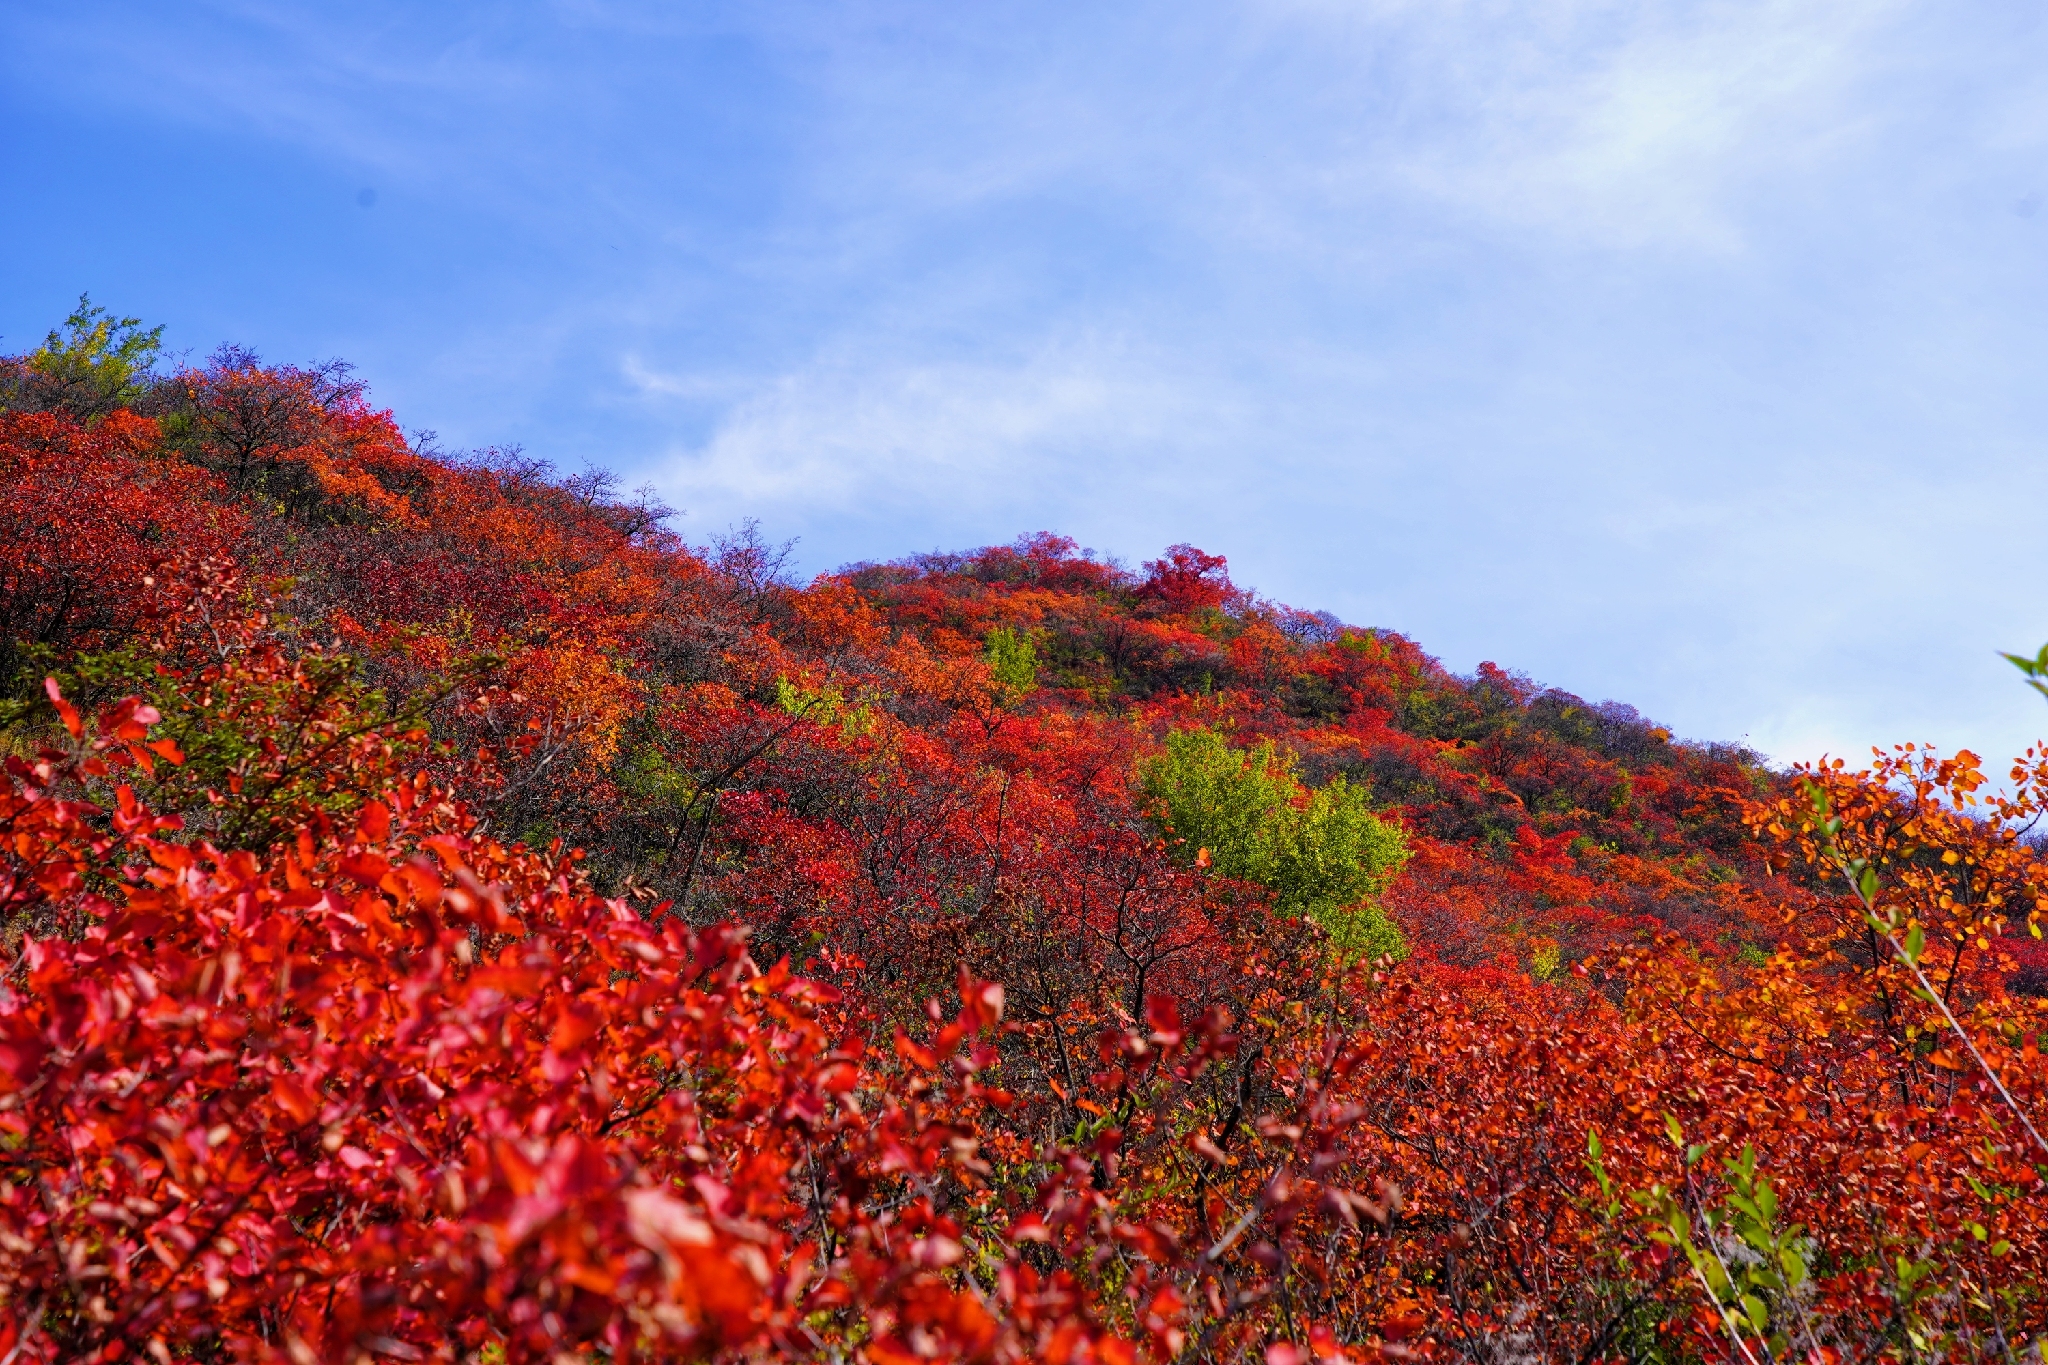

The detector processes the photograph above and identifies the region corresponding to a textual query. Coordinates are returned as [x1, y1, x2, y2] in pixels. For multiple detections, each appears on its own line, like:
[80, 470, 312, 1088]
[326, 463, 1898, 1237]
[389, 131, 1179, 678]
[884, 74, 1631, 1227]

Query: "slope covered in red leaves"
[3, 310, 2045, 1363]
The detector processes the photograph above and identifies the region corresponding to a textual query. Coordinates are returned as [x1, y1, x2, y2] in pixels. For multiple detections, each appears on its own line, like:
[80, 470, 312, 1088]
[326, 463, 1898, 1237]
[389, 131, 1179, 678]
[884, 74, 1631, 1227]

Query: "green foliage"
[983, 626, 1038, 700]
[1137, 726, 1409, 960]
[1635, 1136, 1817, 1363]
[22, 294, 164, 417]
[2003, 641, 2048, 702]
[776, 675, 876, 739]
[619, 738, 696, 809]
[6, 641, 437, 848]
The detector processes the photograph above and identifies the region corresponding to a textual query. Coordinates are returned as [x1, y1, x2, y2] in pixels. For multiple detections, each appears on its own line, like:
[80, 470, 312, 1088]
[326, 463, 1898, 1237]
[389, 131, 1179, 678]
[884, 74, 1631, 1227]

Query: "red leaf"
[44, 677, 81, 739]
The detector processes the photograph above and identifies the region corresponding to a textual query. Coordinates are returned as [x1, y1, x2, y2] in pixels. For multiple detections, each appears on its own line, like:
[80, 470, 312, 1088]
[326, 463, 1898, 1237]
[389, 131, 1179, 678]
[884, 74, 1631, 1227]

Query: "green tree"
[14, 294, 164, 418]
[983, 626, 1038, 701]
[1137, 726, 1408, 960]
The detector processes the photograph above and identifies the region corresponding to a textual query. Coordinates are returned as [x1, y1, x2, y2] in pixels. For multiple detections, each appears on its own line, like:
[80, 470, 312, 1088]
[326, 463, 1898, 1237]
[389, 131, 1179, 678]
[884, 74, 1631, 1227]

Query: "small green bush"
[1138, 726, 1408, 961]
[983, 626, 1038, 700]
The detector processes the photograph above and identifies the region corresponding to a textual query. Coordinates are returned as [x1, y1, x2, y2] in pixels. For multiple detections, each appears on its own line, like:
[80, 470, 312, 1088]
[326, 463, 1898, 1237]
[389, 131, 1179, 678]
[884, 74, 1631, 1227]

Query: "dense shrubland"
[1, 299, 2044, 1363]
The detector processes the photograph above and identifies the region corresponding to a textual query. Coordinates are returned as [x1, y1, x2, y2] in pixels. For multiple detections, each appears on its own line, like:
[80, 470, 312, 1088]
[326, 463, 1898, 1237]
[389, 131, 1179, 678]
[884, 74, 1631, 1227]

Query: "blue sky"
[6, 1, 2048, 771]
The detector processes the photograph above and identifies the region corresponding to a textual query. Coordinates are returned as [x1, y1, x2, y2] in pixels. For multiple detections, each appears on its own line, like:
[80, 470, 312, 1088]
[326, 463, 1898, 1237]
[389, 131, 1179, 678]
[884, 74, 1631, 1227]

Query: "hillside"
[3, 303, 2045, 1363]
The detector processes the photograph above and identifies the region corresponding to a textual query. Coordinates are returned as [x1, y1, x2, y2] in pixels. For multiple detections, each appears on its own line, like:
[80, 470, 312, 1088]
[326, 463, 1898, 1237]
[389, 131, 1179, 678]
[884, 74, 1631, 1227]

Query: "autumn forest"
[3, 300, 2045, 1363]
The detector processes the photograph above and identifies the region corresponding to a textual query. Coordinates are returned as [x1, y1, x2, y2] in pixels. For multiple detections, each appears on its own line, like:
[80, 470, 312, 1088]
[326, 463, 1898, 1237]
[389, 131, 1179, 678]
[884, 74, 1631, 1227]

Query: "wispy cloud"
[1385, 2, 1904, 250]
[644, 333, 1220, 525]
[1199, 0, 1916, 257]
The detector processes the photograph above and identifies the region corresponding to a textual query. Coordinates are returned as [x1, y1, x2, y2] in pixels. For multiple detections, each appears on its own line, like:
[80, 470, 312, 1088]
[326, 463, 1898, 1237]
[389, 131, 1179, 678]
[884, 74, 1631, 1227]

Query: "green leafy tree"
[9, 294, 165, 418]
[1138, 725, 1408, 960]
[983, 625, 1038, 701]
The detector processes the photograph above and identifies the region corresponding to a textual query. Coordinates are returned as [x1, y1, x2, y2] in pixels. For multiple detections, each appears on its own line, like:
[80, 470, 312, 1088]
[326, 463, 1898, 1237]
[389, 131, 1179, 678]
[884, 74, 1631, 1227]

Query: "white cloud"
[648, 334, 1217, 520]
[1248, 0, 1908, 252]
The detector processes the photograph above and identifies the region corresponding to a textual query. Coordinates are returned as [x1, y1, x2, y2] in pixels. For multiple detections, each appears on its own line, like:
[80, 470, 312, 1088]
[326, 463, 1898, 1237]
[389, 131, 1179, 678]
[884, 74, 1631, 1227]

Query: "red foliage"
[3, 340, 2047, 1360]
[0, 410, 242, 682]
[0, 686, 1068, 1362]
[1138, 546, 1236, 615]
